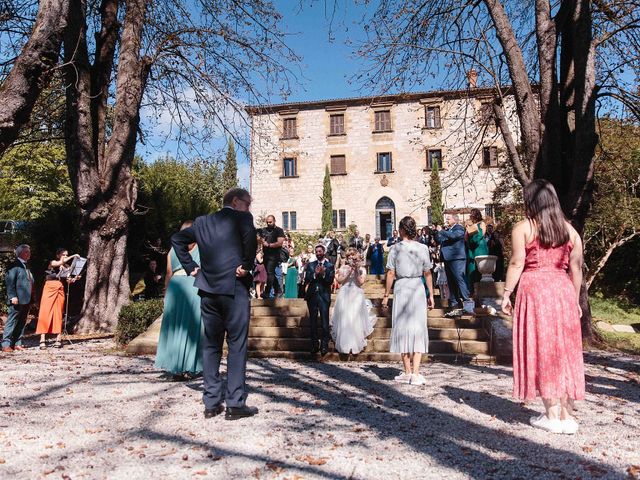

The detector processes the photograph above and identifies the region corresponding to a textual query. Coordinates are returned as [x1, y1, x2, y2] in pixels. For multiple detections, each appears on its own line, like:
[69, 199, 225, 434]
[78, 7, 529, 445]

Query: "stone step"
[248, 350, 495, 364]
[248, 326, 487, 340]
[247, 338, 490, 354]
[251, 305, 308, 316]
[250, 315, 482, 329]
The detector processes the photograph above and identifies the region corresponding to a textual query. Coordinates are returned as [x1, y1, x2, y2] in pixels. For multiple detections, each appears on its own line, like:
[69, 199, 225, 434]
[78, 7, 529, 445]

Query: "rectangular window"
[426, 149, 443, 170]
[427, 207, 433, 226]
[283, 117, 297, 138]
[330, 155, 346, 175]
[329, 114, 345, 135]
[283, 157, 297, 177]
[479, 103, 494, 125]
[376, 152, 392, 172]
[425, 106, 442, 129]
[339, 209, 346, 229]
[374, 110, 392, 132]
[290, 211, 297, 230]
[332, 210, 338, 229]
[482, 146, 498, 167]
[282, 212, 289, 230]
[484, 204, 495, 219]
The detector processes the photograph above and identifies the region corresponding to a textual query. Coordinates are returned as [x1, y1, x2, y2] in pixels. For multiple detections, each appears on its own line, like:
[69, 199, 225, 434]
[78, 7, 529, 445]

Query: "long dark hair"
[469, 208, 483, 223]
[523, 179, 569, 248]
[399, 216, 417, 240]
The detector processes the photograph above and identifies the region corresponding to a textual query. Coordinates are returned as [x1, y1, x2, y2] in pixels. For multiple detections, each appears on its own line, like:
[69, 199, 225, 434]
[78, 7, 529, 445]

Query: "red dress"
[512, 239, 585, 401]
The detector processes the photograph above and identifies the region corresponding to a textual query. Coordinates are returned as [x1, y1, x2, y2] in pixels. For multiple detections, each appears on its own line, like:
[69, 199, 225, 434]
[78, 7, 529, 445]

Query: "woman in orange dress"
[36, 248, 79, 349]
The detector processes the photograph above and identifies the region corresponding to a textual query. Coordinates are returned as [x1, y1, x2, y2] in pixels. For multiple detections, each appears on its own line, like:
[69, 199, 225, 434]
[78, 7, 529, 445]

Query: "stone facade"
[248, 88, 519, 238]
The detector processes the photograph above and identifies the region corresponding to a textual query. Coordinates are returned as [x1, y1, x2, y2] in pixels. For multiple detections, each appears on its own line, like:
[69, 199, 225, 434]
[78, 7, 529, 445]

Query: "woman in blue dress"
[155, 221, 203, 379]
[369, 237, 385, 276]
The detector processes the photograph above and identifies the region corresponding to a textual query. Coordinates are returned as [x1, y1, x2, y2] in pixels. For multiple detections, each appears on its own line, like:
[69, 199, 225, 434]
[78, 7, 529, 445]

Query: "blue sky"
[137, 1, 437, 187]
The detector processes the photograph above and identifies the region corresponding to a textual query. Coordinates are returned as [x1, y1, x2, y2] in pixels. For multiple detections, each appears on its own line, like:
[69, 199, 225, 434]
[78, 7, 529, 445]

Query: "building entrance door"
[375, 197, 395, 240]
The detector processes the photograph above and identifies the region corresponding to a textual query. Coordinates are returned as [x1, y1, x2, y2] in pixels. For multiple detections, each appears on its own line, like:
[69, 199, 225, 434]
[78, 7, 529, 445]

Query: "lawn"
[590, 293, 640, 354]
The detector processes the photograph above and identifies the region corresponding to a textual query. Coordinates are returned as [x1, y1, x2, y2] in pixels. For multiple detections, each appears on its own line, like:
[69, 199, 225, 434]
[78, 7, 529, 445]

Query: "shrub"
[114, 298, 164, 346]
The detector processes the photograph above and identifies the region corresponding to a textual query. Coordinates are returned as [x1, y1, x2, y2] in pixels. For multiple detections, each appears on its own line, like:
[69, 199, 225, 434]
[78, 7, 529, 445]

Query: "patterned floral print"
[512, 239, 585, 401]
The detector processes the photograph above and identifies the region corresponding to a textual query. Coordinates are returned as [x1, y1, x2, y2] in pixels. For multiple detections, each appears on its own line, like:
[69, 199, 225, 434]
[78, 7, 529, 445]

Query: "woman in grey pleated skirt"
[382, 216, 435, 386]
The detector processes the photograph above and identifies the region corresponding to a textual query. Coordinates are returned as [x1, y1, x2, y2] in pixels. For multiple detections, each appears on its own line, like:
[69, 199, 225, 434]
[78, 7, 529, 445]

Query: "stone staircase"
[248, 275, 493, 364]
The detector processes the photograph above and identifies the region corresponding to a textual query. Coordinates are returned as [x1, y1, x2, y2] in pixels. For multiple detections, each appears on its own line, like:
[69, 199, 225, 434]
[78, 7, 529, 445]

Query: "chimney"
[467, 69, 478, 88]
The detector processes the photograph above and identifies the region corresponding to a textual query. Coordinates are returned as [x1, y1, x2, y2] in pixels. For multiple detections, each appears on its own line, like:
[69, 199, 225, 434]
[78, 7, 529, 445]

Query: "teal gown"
[155, 247, 203, 374]
[467, 223, 489, 289]
[284, 257, 299, 299]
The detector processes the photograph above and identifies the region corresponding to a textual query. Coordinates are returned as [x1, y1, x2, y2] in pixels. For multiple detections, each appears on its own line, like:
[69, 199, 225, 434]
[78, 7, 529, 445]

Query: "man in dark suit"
[3, 244, 34, 352]
[436, 214, 471, 310]
[303, 244, 335, 356]
[172, 188, 258, 420]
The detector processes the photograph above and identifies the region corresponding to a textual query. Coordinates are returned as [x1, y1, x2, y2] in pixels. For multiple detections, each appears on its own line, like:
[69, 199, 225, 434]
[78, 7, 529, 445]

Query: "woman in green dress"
[155, 221, 203, 378]
[284, 246, 299, 298]
[465, 208, 489, 290]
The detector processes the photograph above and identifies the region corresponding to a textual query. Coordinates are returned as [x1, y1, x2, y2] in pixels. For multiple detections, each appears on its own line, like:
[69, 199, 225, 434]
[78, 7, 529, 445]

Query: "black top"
[262, 226, 285, 260]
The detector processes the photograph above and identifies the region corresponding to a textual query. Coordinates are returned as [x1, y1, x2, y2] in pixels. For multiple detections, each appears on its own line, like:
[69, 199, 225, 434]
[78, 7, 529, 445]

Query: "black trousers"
[263, 256, 282, 298]
[306, 291, 331, 348]
[199, 282, 250, 409]
[1, 304, 30, 348]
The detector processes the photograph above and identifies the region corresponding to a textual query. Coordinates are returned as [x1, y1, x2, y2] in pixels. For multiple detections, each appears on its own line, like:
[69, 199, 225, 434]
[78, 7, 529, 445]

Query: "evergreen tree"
[429, 161, 444, 225]
[222, 137, 239, 191]
[321, 165, 333, 234]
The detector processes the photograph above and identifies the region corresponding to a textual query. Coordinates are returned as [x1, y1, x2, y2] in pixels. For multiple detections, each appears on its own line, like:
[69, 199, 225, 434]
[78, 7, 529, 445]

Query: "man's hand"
[10, 297, 18, 305]
[315, 264, 325, 276]
[262, 239, 270, 248]
[190, 267, 200, 277]
[236, 265, 249, 277]
[436, 225, 442, 232]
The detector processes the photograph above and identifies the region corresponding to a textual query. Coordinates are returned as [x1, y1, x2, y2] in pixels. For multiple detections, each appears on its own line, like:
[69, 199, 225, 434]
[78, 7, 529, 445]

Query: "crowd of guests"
[249, 211, 505, 308]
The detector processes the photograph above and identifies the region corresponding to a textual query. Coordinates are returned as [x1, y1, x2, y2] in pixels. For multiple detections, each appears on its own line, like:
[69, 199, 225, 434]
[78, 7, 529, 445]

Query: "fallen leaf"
[628, 465, 640, 479]
[265, 462, 285, 473]
[193, 470, 207, 476]
[296, 455, 327, 466]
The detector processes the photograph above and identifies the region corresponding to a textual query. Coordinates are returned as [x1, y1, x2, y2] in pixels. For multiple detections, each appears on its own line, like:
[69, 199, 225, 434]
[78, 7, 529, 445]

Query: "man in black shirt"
[260, 215, 286, 298]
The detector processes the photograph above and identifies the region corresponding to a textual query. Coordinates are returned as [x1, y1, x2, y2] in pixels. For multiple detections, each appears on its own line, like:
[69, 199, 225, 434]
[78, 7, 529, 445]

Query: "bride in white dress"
[331, 248, 376, 354]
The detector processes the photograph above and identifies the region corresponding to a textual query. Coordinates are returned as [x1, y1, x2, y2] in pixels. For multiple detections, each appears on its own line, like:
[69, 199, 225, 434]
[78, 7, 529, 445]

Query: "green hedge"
[115, 298, 164, 346]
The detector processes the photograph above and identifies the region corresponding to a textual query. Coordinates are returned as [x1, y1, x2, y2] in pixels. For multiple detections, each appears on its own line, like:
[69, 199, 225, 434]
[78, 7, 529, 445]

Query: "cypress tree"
[222, 137, 239, 190]
[429, 160, 444, 225]
[321, 165, 333, 234]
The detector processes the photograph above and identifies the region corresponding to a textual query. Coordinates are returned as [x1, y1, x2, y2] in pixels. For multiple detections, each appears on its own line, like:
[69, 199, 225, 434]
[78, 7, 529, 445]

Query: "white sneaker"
[410, 374, 427, 386]
[394, 372, 411, 384]
[561, 417, 579, 434]
[529, 414, 563, 434]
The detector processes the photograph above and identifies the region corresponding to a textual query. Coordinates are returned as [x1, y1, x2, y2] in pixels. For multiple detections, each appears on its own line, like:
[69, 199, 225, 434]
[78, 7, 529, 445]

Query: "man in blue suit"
[172, 188, 258, 420]
[436, 215, 470, 310]
[304, 244, 335, 356]
[3, 244, 34, 352]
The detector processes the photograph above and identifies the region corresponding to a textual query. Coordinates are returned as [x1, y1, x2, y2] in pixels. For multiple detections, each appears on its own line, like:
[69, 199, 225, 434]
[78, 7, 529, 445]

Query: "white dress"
[331, 266, 376, 354]
[387, 241, 432, 353]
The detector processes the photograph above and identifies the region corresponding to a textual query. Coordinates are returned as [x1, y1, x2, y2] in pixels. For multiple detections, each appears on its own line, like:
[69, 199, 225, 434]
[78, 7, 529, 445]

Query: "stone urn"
[474, 255, 498, 282]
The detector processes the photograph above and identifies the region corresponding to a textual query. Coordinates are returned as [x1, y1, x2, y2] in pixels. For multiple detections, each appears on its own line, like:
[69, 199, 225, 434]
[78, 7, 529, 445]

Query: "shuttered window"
[330, 114, 345, 135]
[374, 110, 391, 132]
[426, 149, 443, 170]
[283, 117, 297, 138]
[283, 157, 297, 177]
[330, 155, 346, 175]
[377, 152, 392, 172]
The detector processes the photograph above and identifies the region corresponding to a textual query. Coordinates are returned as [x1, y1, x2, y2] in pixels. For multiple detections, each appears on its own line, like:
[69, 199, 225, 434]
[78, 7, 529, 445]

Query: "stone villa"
[247, 86, 519, 240]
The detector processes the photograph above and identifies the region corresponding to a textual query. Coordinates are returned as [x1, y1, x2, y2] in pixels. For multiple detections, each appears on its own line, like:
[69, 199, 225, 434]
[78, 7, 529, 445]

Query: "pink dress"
[513, 238, 585, 401]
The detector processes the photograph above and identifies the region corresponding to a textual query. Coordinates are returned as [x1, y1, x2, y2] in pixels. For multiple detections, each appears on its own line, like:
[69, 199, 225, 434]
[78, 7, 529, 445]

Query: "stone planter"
[475, 255, 498, 282]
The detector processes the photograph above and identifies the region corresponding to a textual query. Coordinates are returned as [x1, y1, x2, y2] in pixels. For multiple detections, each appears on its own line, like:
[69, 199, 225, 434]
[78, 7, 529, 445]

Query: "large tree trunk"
[64, 0, 150, 332]
[0, 0, 69, 155]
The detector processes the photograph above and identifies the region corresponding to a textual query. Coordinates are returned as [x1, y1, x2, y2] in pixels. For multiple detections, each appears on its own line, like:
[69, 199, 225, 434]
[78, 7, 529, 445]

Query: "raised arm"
[171, 225, 198, 275]
[437, 226, 465, 242]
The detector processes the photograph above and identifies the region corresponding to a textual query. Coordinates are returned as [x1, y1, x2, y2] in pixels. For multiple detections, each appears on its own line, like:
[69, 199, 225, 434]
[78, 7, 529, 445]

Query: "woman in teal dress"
[284, 246, 298, 298]
[466, 208, 489, 290]
[155, 221, 203, 378]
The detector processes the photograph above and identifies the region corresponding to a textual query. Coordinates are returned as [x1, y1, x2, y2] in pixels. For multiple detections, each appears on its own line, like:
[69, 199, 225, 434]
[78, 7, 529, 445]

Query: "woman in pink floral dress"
[502, 179, 585, 435]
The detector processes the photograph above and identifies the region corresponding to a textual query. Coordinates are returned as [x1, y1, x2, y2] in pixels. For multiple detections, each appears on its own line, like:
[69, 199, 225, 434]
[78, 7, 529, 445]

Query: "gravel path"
[0, 338, 639, 479]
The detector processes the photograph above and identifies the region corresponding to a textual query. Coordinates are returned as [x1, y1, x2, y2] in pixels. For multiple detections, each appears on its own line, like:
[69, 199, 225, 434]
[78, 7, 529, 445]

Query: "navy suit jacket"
[171, 207, 257, 295]
[437, 224, 467, 261]
[5, 260, 33, 305]
[303, 260, 335, 302]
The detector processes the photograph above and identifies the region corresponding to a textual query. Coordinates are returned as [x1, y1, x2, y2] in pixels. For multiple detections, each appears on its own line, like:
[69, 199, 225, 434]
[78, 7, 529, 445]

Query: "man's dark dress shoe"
[320, 344, 329, 356]
[225, 405, 258, 421]
[204, 404, 225, 419]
